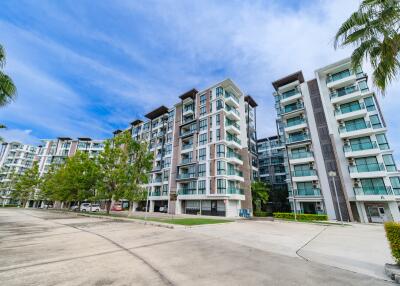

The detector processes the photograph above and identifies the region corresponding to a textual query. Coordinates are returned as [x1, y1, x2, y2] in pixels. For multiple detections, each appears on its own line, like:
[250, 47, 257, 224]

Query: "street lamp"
[328, 171, 343, 224]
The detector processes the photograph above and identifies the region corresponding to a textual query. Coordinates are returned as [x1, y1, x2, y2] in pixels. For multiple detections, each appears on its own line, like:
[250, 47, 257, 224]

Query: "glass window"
[198, 180, 206, 194]
[355, 156, 379, 172]
[164, 157, 171, 168]
[216, 114, 220, 125]
[358, 80, 369, 92]
[199, 134, 207, 145]
[370, 114, 382, 129]
[217, 179, 226, 194]
[344, 118, 366, 131]
[383, 154, 397, 172]
[216, 99, 224, 110]
[217, 144, 225, 158]
[217, 160, 226, 175]
[199, 119, 207, 131]
[209, 131, 213, 143]
[200, 106, 206, 116]
[200, 94, 206, 105]
[364, 96, 375, 111]
[216, 87, 224, 97]
[390, 177, 400, 193]
[360, 178, 385, 193]
[376, 134, 389, 150]
[198, 148, 206, 161]
[198, 164, 206, 177]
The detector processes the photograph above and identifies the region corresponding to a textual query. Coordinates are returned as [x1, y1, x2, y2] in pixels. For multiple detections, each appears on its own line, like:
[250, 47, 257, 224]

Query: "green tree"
[0, 44, 17, 107]
[40, 164, 62, 203]
[334, 0, 400, 93]
[11, 162, 41, 207]
[251, 180, 270, 213]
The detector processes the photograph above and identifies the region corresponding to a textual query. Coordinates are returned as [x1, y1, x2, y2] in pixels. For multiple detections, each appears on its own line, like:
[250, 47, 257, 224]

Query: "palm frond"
[0, 44, 4, 68]
[0, 71, 17, 106]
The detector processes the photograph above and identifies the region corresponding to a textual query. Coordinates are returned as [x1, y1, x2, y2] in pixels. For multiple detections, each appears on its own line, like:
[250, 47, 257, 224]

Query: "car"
[159, 206, 168, 213]
[90, 204, 101, 212]
[70, 205, 80, 211]
[111, 203, 122, 211]
[80, 203, 101, 212]
[42, 204, 53, 209]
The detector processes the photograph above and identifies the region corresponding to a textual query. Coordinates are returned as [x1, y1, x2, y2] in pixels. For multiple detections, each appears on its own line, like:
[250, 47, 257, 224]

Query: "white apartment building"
[37, 137, 105, 176]
[0, 142, 38, 205]
[127, 79, 256, 217]
[273, 58, 400, 223]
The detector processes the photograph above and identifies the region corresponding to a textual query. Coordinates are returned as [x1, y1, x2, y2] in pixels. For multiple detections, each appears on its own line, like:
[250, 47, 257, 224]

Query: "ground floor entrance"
[290, 200, 325, 215]
[182, 200, 226, 216]
[351, 201, 400, 223]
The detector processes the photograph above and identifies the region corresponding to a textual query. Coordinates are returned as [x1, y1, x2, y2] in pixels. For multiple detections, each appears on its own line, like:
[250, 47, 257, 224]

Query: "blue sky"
[1, 0, 400, 160]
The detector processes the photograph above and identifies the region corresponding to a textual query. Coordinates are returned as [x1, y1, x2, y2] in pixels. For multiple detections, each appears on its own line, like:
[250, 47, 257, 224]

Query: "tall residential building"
[127, 79, 256, 217]
[0, 142, 38, 205]
[244, 96, 259, 180]
[37, 137, 105, 176]
[272, 58, 400, 223]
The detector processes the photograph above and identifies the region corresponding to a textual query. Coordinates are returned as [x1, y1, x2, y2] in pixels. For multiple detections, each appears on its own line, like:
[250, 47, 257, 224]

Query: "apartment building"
[0, 142, 38, 205]
[244, 96, 259, 180]
[128, 79, 256, 217]
[37, 137, 105, 176]
[272, 58, 400, 223]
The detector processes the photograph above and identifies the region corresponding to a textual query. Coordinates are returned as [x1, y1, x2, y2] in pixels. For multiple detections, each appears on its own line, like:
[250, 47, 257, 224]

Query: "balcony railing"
[343, 141, 378, 153]
[183, 105, 194, 113]
[349, 163, 386, 173]
[285, 118, 306, 128]
[180, 158, 194, 164]
[152, 177, 162, 183]
[354, 186, 392, 196]
[227, 169, 243, 177]
[227, 188, 244, 195]
[182, 144, 193, 150]
[326, 69, 354, 84]
[289, 151, 313, 160]
[226, 120, 240, 130]
[291, 188, 322, 197]
[178, 189, 197, 195]
[180, 129, 196, 137]
[292, 169, 317, 177]
[225, 105, 240, 117]
[225, 91, 239, 104]
[286, 134, 310, 144]
[334, 102, 365, 115]
[330, 85, 359, 99]
[226, 136, 241, 145]
[177, 173, 197, 180]
[280, 103, 304, 115]
[281, 89, 300, 100]
[227, 152, 242, 160]
[339, 121, 371, 133]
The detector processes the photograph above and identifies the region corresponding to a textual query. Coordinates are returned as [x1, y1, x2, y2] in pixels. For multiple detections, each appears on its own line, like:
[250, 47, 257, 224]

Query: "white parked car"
[80, 203, 101, 212]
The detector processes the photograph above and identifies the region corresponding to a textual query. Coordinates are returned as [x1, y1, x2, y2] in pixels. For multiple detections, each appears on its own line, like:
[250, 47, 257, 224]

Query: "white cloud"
[0, 128, 40, 145]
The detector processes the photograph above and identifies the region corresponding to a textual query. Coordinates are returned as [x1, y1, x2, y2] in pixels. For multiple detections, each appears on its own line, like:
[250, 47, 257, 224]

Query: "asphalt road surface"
[0, 209, 392, 285]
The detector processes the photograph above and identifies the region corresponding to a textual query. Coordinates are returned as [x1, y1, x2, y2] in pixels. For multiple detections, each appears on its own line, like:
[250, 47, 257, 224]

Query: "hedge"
[253, 211, 270, 217]
[385, 222, 400, 264]
[273, 212, 328, 221]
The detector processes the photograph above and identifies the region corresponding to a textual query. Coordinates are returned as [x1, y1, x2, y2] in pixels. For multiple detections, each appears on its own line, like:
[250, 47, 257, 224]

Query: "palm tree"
[0, 44, 17, 106]
[251, 180, 270, 213]
[334, 0, 400, 93]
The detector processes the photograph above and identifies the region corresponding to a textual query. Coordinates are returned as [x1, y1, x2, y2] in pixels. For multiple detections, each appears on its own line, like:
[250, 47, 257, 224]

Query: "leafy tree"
[251, 180, 270, 213]
[334, 0, 400, 93]
[11, 162, 41, 207]
[0, 44, 17, 107]
[40, 164, 62, 203]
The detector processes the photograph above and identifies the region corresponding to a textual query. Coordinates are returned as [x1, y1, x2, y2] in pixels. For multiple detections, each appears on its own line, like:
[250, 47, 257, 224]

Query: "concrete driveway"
[0, 209, 393, 285]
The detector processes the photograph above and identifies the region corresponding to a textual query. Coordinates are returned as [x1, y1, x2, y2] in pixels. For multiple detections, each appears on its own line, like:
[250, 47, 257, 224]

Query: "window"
[162, 184, 169, 196]
[217, 179, 226, 194]
[200, 106, 206, 116]
[164, 144, 172, 155]
[199, 133, 207, 145]
[198, 148, 206, 161]
[209, 131, 213, 143]
[163, 171, 169, 181]
[199, 119, 207, 131]
[217, 144, 225, 158]
[370, 114, 382, 129]
[164, 157, 171, 168]
[200, 94, 206, 105]
[217, 160, 226, 175]
[349, 136, 372, 151]
[297, 182, 313, 190]
[216, 86, 224, 97]
[355, 156, 379, 172]
[216, 99, 224, 110]
[383, 154, 397, 172]
[216, 114, 220, 125]
[209, 116, 212, 128]
[376, 134, 389, 150]
[390, 177, 400, 194]
[198, 180, 206, 194]
[360, 178, 385, 194]
[358, 80, 369, 92]
[344, 118, 367, 131]
[209, 102, 212, 113]
[339, 101, 360, 114]
[198, 164, 206, 177]
[364, 96, 375, 111]
[216, 129, 221, 141]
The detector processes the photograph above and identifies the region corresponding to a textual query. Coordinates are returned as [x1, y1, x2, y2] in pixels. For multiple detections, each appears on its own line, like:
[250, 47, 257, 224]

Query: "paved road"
[0, 209, 393, 285]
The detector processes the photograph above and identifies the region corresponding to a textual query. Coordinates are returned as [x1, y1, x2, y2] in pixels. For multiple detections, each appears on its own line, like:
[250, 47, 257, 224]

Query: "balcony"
[225, 106, 240, 121]
[176, 173, 197, 181]
[291, 169, 318, 182]
[286, 134, 311, 145]
[224, 91, 240, 107]
[290, 188, 322, 197]
[225, 120, 240, 135]
[178, 189, 198, 195]
[227, 188, 244, 195]
[326, 70, 357, 89]
[181, 144, 193, 151]
[280, 90, 302, 105]
[180, 157, 195, 165]
[180, 129, 196, 138]
[279, 103, 304, 117]
[152, 165, 163, 172]
[288, 151, 314, 164]
[349, 163, 386, 178]
[330, 85, 363, 105]
[334, 102, 367, 121]
[284, 118, 307, 133]
[227, 152, 243, 165]
[343, 141, 380, 157]
[354, 186, 393, 196]
[183, 104, 194, 115]
[338, 121, 375, 138]
[226, 135, 242, 149]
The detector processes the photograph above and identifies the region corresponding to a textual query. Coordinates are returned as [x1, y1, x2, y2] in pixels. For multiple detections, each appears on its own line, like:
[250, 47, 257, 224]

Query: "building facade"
[272, 58, 400, 223]
[127, 79, 256, 217]
[0, 142, 38, 205]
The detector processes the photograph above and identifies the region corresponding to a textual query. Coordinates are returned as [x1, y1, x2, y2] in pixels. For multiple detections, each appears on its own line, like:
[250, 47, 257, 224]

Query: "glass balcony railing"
[285, 118, 306, 128]
[227, 152, 242, 160]
[280, 103, 304, 114]
[330, 85, 359, 99]
[150, 191, 161, 196]
[286, 134, 310, 143]
[227, 169, 243, 177]
[326, 69, 354, 84]
[227, 188, 244, 195]
[180, 158, 193, 164]
[226, 120, 240, 130]
[182, 144, 193, 150]
[349, 163, 385, 173]
[178, 189, 197, 195]
[334, 102, 365, 115]
[292, 169, 317, 177]
[180, 129, 196, 137]
[281, 89, 300, 100]
[292, 188, 322, 197]
[225, 91, 239, 104]
[354, 186, 392, 196]
[343, 141, 378, 153]
[289, 151, 313, 159]
[177, 173, 197, 180]
[339, 121, 371, 133]
[183, 105, 194, 113]
[226, 135, 241, 145]
[225, 105, 240, 117]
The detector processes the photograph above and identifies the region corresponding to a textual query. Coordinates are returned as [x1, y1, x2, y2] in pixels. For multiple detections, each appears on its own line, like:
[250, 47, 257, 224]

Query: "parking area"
[0, 208, 393, 285]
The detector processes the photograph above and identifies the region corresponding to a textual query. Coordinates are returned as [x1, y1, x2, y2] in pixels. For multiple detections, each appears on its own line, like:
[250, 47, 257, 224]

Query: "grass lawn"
[77, 211, 233, 226]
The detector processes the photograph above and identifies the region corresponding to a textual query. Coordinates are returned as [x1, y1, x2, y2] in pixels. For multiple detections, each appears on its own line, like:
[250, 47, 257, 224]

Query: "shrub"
[253, 211, 269, 217]
[385, 222, 400, 264]
[273, 212, 328, 221]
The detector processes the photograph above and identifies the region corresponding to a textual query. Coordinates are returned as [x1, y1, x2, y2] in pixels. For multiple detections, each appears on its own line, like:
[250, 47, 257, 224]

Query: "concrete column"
[356, 202, 369, 223]
[149, 200, 155, 212]
[388, 202, 400, 222]
[130, 202, 138, 212]
[175, 200, 182, 215]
